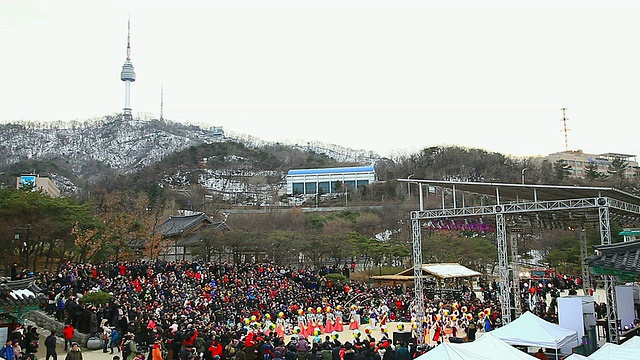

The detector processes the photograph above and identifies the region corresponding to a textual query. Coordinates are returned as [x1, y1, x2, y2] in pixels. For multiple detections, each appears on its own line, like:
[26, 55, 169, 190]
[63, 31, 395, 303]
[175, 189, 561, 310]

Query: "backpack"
[123, 341, 133, 359]
[224, 343, 236, 359]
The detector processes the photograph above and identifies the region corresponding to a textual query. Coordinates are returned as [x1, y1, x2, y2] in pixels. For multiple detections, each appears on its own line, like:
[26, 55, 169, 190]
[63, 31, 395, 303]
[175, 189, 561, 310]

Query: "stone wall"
[26, 310, 90, 346]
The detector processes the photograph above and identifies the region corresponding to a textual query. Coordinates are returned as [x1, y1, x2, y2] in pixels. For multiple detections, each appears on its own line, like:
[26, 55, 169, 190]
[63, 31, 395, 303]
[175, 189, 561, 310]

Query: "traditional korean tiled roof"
[158, 212, 214, 237]
[0, 277, 48, 307]
[586, 240, 640, 280]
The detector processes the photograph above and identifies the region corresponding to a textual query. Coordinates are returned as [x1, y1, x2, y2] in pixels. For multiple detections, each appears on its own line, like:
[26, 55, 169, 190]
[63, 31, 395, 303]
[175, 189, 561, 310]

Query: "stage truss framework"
[399, 179, 640, 345]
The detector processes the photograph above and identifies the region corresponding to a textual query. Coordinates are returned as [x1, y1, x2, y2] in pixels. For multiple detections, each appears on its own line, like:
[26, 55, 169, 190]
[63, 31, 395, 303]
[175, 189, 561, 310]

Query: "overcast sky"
[1, 0, 639, 158]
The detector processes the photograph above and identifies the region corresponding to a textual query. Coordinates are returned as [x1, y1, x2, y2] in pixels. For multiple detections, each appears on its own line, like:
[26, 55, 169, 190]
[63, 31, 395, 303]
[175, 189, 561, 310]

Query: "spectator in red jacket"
[63, 323, 75, 351]
[207, 338, 223, 360]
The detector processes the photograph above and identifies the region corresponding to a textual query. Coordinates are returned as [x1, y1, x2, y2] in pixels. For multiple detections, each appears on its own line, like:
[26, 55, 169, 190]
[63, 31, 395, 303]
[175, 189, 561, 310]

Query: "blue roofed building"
[285, 165, 377, 195]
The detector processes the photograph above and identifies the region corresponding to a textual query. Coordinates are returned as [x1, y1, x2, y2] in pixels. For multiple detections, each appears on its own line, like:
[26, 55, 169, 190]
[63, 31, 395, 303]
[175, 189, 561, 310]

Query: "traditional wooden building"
[158, 212, 230, 261]
[0, 277, 47, 343]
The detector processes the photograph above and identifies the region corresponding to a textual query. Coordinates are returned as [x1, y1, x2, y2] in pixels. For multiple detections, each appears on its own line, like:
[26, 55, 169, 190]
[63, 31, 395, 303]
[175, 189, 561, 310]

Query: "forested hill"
[0, 116, 379, 195]
[1, 115, 637, 200]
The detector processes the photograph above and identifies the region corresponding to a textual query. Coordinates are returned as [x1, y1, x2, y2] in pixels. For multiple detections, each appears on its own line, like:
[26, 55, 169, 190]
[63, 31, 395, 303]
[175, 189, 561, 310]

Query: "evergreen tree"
[607, 157, 629, 187]
[553, 160, 572, 182]
[584, 162, 604, 181]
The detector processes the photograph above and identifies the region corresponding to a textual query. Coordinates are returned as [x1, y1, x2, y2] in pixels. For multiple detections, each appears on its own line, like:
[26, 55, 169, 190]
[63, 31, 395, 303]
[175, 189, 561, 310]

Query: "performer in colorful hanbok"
[334, 305, 344, 332]
[297, 310, 307, 336]
[275, 312, 285, 339]
[306, 308, 316, 337]
[324, 308, 335, 334]
[263, 313, 274, 336]
[367, 306, 377, 329]
[314, 307, 325, 334]
[349, 305, 360, 330]
[378, 303, 389, 326]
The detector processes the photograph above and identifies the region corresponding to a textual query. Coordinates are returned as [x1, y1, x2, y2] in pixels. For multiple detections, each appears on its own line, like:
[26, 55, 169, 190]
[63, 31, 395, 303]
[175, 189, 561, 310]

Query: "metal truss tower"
[561, 107, 570, 151]
[411, 215, 425, 345]
[402, 179, 640, 345]
[579, 227, 592, 296]
[598, 201, 619, 343]
[495, 212, 512, 324]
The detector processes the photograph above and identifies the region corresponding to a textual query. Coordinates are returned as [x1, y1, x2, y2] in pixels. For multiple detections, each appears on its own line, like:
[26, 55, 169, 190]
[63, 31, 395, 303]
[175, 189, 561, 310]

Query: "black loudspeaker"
[448, 337, 465, 344]
[393, 331, 413, 344]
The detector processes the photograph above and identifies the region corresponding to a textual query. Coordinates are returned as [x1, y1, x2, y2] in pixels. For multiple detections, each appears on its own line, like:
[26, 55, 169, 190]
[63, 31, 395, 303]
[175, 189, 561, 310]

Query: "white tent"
[416, 333, 537, 360]
[490, 311, 579, 350]
[563, 354, 589, 360]
[588, 342, 639, 360]
[620, 335, 640, 350]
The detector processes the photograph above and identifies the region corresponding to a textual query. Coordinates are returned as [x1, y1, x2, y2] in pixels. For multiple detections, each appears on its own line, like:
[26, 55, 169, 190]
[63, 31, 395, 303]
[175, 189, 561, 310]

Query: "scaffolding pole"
[411, 216, 425, 345]
[496, 212, 512, 324]
[510, 230, 522, 319]
[579, 227, 592, 296]
[599, 203, 619, 344]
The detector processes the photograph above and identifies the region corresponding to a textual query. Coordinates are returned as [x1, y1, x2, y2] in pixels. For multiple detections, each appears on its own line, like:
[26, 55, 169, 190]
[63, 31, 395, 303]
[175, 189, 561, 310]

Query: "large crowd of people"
[11, 260, 575, 360]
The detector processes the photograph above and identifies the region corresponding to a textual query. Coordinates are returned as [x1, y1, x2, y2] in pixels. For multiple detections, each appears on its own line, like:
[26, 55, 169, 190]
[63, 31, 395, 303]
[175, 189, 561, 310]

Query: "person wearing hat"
[65, 343, 83, 360]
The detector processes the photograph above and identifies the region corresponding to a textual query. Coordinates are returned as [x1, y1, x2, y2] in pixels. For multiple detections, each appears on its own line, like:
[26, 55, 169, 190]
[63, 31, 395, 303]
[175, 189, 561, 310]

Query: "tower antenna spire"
[160, 83, 164, 121]
[561, 107, 570, 151]
[126, 16, 131, 61]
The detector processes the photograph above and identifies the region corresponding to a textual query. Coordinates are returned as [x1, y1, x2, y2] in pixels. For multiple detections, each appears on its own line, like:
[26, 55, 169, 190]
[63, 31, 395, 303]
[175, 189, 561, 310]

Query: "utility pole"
[561, 108, 570, 151]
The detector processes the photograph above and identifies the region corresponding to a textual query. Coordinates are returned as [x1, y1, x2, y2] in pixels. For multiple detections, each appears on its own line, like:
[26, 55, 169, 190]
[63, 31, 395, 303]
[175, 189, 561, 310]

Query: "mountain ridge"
[0, 116, 381, 197]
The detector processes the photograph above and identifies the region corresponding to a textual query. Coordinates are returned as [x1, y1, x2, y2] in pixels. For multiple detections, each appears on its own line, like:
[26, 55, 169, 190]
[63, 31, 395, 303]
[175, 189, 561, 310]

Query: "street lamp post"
[521, 168, 527, 185]
[408, 174, 414, 199]
[14, 224, 31, 269]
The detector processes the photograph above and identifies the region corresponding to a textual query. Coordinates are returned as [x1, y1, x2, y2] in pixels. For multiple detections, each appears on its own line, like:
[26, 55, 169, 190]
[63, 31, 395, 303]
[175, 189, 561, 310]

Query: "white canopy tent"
[563, 354, 589, 360]
[588, 342, 639, 360]
[415, 333, 537, 360]
[620, 335, 640, 350]
[490, 311, 579, 351]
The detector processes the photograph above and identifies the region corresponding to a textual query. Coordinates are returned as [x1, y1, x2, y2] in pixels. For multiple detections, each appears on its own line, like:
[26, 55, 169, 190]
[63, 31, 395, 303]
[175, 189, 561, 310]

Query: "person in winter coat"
[12, 340, 21, 360]
[394, 342, 409, 360]
[89, 310, 99, 338]
[109, 329, 120, 354]
[63, 324, 75, 351]
[65, 343, 83, 360]
[294, 336, 310, 360]
[151, 339, 163, 360]
[207, 338, 224, 360]
[123, 334, 137, 360]
[0, 339, 15, 360]
[45, 331, 58, 360]
[235, 343, 247, 360]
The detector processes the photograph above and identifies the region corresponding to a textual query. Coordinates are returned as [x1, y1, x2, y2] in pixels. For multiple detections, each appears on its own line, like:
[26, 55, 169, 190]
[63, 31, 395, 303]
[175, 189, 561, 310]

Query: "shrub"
[325, 273, 347, 283]
[80, 291, 112, 306]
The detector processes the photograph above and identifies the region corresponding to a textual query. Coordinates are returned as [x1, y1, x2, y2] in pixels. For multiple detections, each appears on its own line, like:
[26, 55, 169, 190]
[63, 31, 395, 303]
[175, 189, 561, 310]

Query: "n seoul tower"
[120, 19, 136, 120]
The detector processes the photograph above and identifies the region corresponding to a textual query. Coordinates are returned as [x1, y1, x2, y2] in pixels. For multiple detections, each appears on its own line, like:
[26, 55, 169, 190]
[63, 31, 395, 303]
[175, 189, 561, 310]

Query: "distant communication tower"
[160, 84, 164, 121]
[561, 107, 570, 151]
[120, 18, 136, 120]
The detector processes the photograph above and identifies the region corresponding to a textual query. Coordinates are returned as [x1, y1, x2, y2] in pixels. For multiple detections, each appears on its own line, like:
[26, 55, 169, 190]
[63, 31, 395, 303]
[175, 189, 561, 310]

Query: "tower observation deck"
[120, 19, 136, 120]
